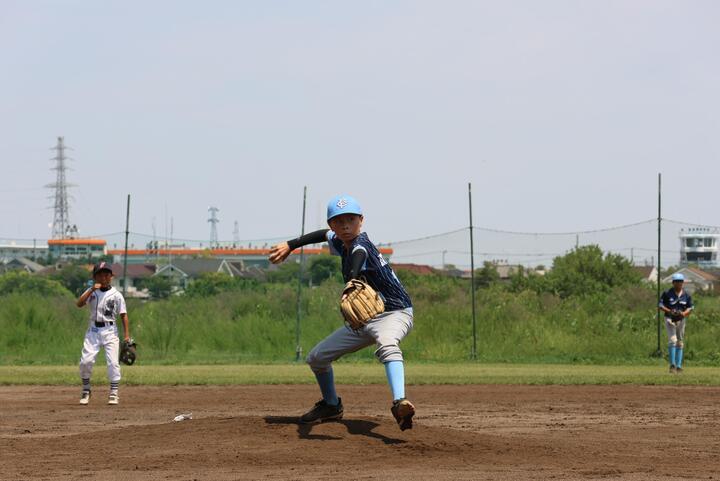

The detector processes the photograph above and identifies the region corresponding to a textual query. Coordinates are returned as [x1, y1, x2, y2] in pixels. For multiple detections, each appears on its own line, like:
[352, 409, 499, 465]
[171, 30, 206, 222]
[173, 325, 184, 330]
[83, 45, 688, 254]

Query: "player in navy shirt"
[269, 195, 416, 430]
[327, 231, 412, 311]
[659, 272, 694, 373]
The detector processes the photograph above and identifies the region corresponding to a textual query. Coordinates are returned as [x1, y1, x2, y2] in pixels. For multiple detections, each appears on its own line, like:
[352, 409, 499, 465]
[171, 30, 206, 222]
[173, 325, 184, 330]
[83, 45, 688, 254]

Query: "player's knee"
[677, 340, 684, 349]
[79, 362, 93, 378]
[669, 335, 678, 345]
[375, 342, 403, 363]
[305, 348, 330, 372]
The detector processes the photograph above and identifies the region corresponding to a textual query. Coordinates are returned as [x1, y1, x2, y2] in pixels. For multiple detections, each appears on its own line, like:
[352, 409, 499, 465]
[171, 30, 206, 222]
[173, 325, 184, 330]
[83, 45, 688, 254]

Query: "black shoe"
[676, 367, 683, 373]
[300, 398, 343, 424]
[391, 398, 415, 431]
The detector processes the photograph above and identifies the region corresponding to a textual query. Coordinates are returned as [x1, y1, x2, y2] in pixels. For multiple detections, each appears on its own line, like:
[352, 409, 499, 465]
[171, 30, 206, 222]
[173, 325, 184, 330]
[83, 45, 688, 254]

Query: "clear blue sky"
[1, 1, 718, 262]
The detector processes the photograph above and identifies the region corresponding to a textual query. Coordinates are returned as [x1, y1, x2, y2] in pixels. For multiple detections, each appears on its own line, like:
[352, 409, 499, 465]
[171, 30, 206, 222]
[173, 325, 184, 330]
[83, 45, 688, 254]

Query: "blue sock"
[314, 369, 338, 406]
[676, 348, 684, 368]
[384, 361, 405, 401]
[668, 343, 677, 367]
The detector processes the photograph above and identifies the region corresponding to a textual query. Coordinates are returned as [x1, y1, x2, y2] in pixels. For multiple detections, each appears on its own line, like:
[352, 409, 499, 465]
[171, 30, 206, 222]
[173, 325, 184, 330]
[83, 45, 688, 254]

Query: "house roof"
[110, 263, 156, 278]
[391, 263, 437, 275]
[632, 266, 656, 279]
[1, 257, 45, 273]
[662, 267, 719, 283]
[155, 259, 236, 278]
[685, 266, 719, 282]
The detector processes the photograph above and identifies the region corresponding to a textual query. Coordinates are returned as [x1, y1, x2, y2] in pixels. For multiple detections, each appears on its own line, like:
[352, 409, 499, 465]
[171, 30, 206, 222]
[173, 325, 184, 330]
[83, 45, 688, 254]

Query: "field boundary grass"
[2, 363, 720, 386]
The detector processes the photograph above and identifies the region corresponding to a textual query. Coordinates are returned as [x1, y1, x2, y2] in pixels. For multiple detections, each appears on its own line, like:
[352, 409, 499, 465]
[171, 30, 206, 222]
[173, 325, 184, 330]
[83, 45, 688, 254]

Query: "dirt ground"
[2, 384, 719, 481]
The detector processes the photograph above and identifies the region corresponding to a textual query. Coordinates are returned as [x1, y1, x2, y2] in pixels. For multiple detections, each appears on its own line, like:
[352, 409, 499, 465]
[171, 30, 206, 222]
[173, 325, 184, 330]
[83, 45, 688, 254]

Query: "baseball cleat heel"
[300, 398, 343, 424]
[108, 392, 119, 405]
[669, 365, 677, 374]
[79, 391, 91, 405]
[391, 398, 415, 431]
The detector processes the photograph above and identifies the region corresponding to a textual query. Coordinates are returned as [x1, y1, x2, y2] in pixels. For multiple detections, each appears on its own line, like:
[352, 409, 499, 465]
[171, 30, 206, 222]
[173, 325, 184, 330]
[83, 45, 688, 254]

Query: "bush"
[548, 245, 640, 298]
[184, 273, 260, 297]
[49, 264, 92, 296]
[0, 271, 71, 298]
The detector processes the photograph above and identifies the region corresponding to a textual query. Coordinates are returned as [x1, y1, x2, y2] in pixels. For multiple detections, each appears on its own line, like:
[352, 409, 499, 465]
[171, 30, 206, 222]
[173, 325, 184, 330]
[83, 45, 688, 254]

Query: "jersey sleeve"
[327, 231, 342, 256]
[686, 294, 694, 310]
[286, 229, 330, 250]
[659, 291, 669, 308]
[118, 294, 127, 315]
[349, 245, 368, 279]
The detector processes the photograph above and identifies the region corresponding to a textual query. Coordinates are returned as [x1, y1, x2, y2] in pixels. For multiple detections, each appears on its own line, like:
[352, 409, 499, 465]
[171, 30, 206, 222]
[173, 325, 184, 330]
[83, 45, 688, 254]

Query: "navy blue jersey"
[659, 288, 693, 313]
[327, 231, 412, 311]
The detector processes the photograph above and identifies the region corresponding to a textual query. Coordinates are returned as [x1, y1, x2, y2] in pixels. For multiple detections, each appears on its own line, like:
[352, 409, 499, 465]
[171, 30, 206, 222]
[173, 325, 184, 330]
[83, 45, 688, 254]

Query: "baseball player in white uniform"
[76, 262, 130, 405]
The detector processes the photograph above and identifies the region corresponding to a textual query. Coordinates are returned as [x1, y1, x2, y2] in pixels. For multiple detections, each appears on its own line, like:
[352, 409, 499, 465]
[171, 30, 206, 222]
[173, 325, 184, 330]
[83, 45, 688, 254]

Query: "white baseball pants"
[306, 308, 414, 372]
[79, 325, 121, 382]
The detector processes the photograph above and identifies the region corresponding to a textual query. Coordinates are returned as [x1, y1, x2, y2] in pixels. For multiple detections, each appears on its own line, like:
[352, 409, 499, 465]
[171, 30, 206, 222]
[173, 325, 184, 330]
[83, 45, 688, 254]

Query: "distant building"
[679, 227, 720, 268]
[0, 243, 48, 261]
[48, 238, 107, 260]
[392, 263, 437, 276]
[108, 263, 156, 291]
[662, 267, 718, 293]
[0, 257, 45, 274]
[633, 266, 658, 283]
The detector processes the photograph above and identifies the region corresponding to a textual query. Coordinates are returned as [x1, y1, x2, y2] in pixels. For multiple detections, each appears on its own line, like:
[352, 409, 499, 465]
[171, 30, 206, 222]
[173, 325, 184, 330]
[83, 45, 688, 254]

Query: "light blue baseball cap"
[327, 195, 363, 221]
[671, 272, 685, 282]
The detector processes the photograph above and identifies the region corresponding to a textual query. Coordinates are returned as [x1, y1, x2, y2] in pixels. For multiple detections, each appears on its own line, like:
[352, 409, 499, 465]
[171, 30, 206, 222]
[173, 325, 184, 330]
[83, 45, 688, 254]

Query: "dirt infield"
[2, 384, 719, 481]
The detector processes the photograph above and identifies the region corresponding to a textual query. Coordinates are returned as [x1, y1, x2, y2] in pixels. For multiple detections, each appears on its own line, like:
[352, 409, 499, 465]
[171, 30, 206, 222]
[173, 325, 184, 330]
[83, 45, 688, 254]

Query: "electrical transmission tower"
[208, 207, 220, 248]
[233, 220, 240, 244]
[46, 136, 76, 239]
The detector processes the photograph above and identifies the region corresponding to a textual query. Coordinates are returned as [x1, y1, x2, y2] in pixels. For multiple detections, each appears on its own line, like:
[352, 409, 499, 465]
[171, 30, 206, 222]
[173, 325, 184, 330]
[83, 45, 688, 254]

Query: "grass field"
[2, 363, 720, 386]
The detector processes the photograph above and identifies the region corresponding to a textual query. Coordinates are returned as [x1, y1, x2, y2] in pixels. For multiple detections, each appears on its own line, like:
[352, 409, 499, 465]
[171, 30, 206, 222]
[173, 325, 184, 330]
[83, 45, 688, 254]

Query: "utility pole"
[468, 183, 477, 360]
[296, 186, 307, 361]
[654, 173, 663, 357]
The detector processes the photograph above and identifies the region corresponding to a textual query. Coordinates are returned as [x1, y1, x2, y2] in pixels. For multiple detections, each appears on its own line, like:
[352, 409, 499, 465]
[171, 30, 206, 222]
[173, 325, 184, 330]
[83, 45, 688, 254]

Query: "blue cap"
[327, 195, 363, 221]
[671, 272, 685, 282]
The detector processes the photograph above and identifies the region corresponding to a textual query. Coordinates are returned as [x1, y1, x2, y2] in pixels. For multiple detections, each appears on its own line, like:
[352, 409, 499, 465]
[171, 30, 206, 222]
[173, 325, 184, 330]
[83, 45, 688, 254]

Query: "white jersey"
[85, 286, 127, 325]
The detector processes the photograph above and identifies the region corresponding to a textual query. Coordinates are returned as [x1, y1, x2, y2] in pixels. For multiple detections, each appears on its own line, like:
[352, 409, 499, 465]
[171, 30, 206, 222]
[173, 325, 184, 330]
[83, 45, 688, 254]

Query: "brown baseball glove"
[340, 279, 385, 330]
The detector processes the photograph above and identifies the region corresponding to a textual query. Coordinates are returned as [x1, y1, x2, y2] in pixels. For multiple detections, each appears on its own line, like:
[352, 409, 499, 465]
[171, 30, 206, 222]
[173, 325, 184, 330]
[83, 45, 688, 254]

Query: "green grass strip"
[2, 363, 720, 386]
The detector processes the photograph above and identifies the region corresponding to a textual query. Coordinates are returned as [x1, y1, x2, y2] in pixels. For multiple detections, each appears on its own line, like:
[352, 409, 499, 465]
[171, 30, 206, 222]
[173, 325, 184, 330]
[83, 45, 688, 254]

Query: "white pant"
[306, 308, 414, 373]
[665, 318, 686, 346]
[79, 325, 121, 382]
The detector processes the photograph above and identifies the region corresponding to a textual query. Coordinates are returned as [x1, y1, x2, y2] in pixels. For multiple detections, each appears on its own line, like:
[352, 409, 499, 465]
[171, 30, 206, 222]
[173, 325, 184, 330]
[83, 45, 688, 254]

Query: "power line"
[472, 218, 657, 236]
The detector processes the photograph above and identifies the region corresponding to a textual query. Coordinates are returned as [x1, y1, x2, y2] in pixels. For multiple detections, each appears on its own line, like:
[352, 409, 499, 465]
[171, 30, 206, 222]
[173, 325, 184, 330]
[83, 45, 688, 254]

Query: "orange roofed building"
[48, 238, 107, 260]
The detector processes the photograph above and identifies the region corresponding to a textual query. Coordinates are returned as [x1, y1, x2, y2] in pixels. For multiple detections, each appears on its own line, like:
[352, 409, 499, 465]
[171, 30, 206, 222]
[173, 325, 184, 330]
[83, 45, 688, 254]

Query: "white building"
[679, 227, 720, 268]
[0, 243, 48, 261]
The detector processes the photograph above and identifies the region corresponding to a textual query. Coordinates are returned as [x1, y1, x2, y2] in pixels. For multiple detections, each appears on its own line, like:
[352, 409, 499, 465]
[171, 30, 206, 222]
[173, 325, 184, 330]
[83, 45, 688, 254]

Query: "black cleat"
[300, 398, 343, 424]
[669, 365, 677, 374]
[391, 398, 415, 431]
[676, 367, 684, 373]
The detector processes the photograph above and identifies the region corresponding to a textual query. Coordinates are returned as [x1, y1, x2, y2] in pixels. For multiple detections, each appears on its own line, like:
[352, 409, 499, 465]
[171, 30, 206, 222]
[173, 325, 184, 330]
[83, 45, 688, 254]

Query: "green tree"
[547, 245, 639, 298]
[49, 264, 92, 296]
[308, 255, 341, 285]
[184, 272, 249, 297]
[474, 262, 499, 289]
[0, 271, 71, 297]
[139, 276, 176, 299]
[266, 261, 301, 284]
